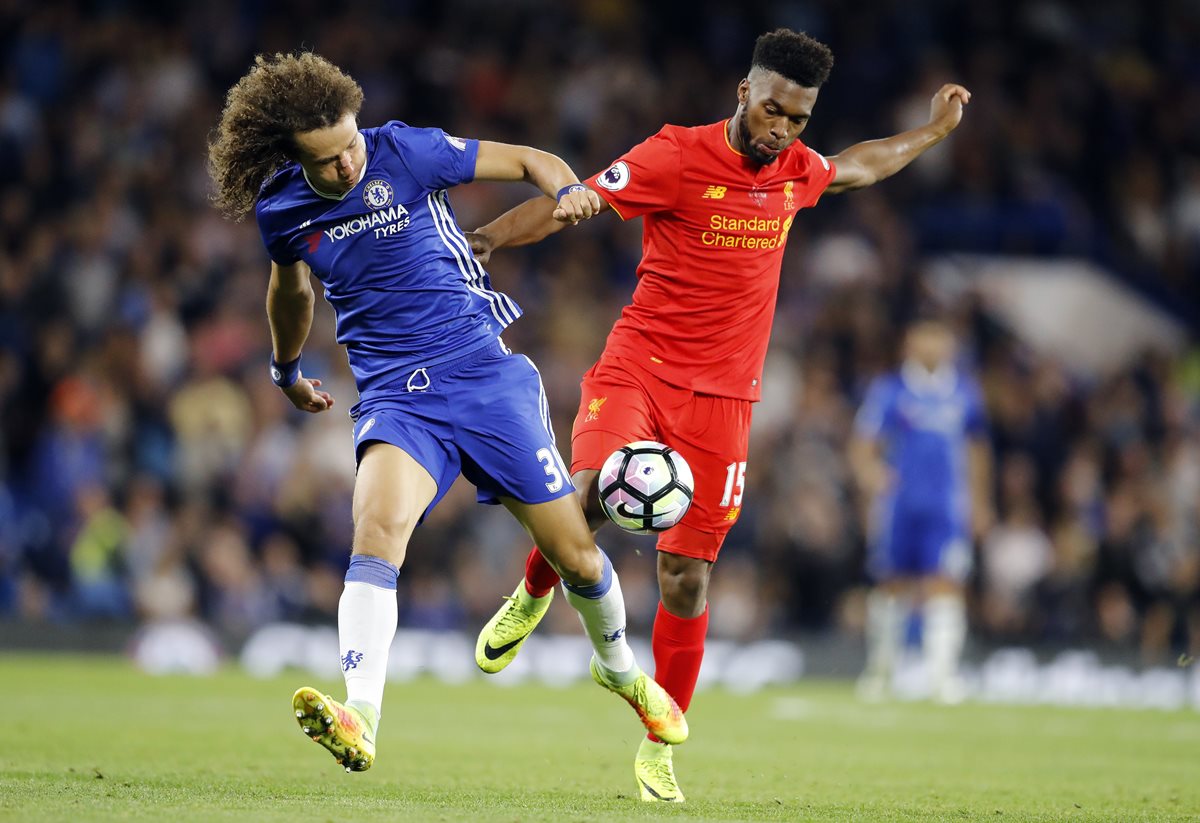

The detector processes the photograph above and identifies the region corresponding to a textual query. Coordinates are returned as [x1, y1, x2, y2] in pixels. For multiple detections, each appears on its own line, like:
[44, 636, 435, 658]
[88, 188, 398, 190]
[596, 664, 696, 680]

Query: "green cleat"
[475, 583, 553, 674]
[292, 687, 376, 772]
[635, 736, 685, 802]
[589, 658, 688, 746]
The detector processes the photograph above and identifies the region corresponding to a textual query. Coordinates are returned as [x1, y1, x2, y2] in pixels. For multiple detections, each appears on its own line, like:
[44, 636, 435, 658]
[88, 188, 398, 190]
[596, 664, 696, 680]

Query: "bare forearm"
[833, 123, 950, 191]
[967, 440, 993, 510]
[848, 437, 885, 496]
[475, 196, 568, 251]
[518, 149, 580, 200]
[267, 285, 314, 361]
[828, 83, 970, 194]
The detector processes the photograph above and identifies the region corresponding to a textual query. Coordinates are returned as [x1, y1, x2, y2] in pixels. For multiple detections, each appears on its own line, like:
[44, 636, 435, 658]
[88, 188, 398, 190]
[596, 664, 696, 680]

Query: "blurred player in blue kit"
[208, 52, 685, 773]
[849, 317, 994, 703]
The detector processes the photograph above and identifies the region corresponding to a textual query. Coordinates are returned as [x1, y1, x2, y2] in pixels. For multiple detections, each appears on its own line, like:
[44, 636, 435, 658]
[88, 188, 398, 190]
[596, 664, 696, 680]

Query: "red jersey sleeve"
[795, 145, 837, 207]
[585, 127, 681, 220]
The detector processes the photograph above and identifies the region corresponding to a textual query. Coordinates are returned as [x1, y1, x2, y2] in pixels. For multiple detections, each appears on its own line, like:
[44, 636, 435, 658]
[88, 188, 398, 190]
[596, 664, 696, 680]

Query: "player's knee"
[352, 511, 417, 566]
[547, 540, 603, 587]
[658, 556, 711, 616]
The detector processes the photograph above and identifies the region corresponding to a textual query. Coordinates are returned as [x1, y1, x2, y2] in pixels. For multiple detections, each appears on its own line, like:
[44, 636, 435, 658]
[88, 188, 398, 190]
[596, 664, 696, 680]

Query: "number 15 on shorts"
[720, 461, 747, 507]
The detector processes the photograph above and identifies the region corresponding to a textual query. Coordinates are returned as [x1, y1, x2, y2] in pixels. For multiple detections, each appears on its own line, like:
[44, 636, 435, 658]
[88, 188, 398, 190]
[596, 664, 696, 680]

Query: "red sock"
[523, 545, 562, 598]
[647, 601, 709, 742]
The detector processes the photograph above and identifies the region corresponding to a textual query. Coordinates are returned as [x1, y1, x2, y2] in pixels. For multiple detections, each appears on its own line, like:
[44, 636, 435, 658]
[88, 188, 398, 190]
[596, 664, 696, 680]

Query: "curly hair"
[208, 52, 363, 219]
[751, 28, 834, 89]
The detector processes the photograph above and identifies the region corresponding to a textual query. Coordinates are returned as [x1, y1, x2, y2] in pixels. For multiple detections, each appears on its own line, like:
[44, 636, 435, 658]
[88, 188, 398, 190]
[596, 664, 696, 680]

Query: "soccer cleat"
[931, 675, 968, 706]
[292, 687, 375, 772]
[589, 658, 688, 745]
[634, 736, 684, 802]
[475, 583, 553, 674]
[855, 673, 890, 703]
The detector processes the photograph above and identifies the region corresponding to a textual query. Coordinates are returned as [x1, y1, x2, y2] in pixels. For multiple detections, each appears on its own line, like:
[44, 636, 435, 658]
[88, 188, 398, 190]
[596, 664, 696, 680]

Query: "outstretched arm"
[824, 84, 970, 195]
[466, 189, 613, 265]
[473, 141, 603, 224]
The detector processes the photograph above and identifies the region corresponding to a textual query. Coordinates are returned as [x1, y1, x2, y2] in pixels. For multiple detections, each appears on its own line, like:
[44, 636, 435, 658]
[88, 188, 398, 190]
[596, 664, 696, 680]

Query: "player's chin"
[750, 145, 782, 165]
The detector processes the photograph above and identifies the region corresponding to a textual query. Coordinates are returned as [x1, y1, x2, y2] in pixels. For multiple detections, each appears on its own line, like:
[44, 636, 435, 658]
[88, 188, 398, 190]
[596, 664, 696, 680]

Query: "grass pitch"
[1, 654, 1197, 822]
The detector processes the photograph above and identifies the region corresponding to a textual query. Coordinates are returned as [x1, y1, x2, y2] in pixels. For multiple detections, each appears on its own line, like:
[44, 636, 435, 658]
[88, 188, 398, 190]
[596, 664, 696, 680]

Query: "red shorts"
[570, 354, 752, 563]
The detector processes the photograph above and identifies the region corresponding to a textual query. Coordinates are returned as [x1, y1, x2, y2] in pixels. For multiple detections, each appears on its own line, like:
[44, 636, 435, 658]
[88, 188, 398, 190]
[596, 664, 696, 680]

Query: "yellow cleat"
[292, 687, 375, 772]
[475, 584, 553, 674]
[634, 736, 684, 802]
[589, 658, 688, 746]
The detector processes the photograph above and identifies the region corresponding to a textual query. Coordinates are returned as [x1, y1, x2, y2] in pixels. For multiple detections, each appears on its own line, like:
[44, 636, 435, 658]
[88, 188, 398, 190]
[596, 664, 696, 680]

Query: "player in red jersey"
[470, 28, 971, 802]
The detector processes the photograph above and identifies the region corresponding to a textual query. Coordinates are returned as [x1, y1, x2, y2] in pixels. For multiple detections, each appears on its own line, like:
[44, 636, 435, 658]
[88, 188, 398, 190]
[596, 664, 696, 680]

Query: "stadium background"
[1, 0, 1198, 682]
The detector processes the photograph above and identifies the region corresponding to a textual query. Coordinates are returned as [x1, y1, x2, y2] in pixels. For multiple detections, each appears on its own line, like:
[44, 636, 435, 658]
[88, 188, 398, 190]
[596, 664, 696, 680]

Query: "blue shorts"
[868, 497, 972, 582]
[347, 339, 574, 521]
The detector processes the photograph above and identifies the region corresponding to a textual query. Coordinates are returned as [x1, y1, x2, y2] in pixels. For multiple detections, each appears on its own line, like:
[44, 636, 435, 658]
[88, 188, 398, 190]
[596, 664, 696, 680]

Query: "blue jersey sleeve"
[382, 122, 479, 192]
[255, 195, 299, 265]
[854, 376, 896, 440]
[964, 376, 989, 437]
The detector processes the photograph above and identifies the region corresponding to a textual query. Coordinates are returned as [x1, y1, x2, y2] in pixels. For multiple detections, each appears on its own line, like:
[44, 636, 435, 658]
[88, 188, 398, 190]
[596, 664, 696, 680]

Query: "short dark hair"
[751, 28, 834, 88]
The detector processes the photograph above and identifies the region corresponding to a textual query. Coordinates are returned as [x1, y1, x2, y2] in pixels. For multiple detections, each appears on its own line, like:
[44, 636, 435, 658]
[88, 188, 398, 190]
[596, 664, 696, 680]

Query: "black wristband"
[270, 354, 301, 388]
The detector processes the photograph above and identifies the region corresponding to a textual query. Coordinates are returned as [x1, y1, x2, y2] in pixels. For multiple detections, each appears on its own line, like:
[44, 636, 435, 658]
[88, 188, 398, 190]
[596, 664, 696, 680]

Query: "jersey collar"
[901, 360, 957, 396]
[722, 119, 747, 157]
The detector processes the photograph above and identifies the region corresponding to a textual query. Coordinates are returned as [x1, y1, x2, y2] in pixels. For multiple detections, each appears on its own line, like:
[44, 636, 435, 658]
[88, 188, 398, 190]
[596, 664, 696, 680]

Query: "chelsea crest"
[363, 179, 393, 210]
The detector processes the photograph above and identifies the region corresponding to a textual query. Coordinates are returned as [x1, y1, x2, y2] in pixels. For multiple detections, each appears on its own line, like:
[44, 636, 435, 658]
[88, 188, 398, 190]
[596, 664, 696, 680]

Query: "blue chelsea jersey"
[854, 364, 988, 514]
[255, 121, 522, 392]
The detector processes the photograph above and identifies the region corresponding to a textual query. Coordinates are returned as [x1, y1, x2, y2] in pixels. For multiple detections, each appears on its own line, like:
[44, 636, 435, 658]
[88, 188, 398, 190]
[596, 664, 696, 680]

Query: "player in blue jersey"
[848, 316, 994, 703]
[208, 52, 686, 774]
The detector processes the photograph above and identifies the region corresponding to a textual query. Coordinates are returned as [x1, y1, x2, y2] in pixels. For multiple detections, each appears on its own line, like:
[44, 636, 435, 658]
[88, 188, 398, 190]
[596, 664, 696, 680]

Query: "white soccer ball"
[598, 441, 695, 534]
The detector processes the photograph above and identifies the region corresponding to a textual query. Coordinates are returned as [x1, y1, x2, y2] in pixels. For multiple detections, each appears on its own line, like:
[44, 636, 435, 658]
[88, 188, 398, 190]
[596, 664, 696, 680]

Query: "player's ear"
[737, 78, 749, 105]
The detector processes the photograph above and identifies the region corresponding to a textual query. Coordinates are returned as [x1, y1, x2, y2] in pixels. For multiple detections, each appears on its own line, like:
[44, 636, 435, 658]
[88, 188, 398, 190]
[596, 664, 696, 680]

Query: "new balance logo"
[603, 626, 626, 642]
[341, 650, 364, 671]
[701, 185, 727, 199]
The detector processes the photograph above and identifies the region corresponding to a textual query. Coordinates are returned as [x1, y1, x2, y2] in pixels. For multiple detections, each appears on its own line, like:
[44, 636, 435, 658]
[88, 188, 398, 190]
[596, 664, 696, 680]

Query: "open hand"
[282, 375, 334, 413]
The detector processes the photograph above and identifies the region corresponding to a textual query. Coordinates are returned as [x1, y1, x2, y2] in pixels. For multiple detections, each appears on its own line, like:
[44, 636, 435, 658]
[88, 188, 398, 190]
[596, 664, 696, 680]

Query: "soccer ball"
[598, 441, 694, 534]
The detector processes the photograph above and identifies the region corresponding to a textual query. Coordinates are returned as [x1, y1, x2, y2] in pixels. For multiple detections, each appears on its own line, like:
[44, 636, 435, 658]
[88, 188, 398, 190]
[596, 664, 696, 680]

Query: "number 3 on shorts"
[537, 447, 569, 493]
[720, 461, 747, 507]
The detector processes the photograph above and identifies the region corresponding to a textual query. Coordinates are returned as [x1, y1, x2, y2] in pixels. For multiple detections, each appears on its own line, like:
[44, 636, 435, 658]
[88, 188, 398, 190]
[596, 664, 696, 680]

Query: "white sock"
[864, 589, 906, 683]
[923, 593, 966, 694]
[562, 549, 636, 678]
[338, 554, 400, 721]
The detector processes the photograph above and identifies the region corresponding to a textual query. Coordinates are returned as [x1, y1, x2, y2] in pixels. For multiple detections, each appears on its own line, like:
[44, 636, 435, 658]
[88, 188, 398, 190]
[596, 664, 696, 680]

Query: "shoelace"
[642, 757, 678, 791]
[628, 676, 669, 715]
[495, 595, 531, 636]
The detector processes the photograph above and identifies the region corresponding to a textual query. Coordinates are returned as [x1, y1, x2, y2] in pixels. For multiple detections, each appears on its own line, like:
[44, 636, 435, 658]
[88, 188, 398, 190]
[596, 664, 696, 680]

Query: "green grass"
[1, 654, 1197, 822]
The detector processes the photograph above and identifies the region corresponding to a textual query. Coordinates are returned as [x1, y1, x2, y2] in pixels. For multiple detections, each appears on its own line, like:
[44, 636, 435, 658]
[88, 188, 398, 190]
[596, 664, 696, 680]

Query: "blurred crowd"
[2, 0, 1199, 664]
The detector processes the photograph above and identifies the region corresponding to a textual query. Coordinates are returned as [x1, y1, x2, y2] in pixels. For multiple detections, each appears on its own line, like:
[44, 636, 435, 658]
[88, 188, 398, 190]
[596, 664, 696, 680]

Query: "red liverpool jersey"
[585, 120, 836, 402]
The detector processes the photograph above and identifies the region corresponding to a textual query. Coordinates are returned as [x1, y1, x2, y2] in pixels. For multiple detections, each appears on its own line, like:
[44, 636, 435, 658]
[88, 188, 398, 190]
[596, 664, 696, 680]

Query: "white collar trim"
[901, 360, 957, 396]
